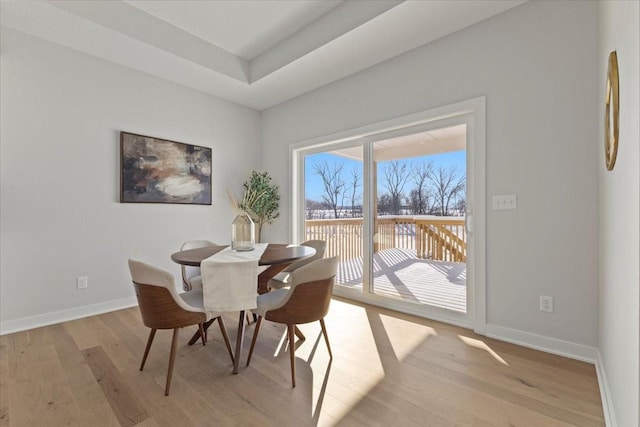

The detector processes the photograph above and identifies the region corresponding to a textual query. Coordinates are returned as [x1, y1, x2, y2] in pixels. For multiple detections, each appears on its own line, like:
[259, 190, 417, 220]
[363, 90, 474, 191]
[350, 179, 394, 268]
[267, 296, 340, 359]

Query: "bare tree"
[408, 189, 424, 215]
[313, 160, 345, 219]
[454, 197, 466, 215]
[428, 165, 465, 216]
[377, 193, 392, 216]
[305, 199, 325, 219]
[348, 167, 362, 217]
[381, 161, 410, 215]
[412, 160, 434, 214]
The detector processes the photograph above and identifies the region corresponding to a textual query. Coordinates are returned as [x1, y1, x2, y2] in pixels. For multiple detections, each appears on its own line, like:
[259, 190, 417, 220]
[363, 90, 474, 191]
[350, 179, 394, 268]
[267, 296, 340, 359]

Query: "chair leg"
[320, 319, 332, 359]
[246, 316, 263, 367]
[288, 324, 296, 387]
[199, 323, 206, 346]
[140, 328, 156, 371]
[246, 312, 259, 324]
[188, 318, 215, 346]
[217, 317, 235, 365]
[294, 325, 306, 341]
[165, 328, 179, 396]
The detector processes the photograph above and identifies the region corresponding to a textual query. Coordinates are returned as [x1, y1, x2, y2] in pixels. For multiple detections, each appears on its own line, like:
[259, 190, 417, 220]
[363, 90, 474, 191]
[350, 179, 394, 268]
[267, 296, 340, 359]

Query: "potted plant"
[231, 171, 280, 243]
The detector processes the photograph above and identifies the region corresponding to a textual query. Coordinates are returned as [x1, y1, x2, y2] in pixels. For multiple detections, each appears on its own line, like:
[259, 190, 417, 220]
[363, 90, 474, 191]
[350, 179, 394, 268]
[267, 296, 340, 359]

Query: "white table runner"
[201, 243, 267, 315]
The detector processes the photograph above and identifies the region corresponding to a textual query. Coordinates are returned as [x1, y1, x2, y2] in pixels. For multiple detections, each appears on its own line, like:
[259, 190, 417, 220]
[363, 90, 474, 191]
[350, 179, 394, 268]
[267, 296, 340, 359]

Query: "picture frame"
[120, 131, 212, 204]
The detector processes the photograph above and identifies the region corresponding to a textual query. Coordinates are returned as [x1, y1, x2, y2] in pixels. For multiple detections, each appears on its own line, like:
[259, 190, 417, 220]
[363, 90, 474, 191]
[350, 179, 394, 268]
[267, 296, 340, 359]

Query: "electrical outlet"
[540, 295, 553, 312]
[77, 276, 88, 290]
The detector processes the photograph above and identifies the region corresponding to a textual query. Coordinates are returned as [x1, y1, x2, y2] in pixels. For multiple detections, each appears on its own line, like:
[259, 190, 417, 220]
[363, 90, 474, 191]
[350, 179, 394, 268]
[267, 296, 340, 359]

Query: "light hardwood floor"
[0, 298, 604, 426]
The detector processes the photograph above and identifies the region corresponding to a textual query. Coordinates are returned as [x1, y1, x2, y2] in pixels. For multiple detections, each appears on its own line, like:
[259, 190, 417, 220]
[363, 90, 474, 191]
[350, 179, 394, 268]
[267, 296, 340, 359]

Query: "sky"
[304, 150, 466, 202]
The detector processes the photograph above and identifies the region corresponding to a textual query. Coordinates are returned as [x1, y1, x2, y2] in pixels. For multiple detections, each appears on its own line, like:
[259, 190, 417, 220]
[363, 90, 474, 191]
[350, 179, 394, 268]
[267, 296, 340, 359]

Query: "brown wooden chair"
[128, 259, 234, 396]
[254, 239, 326, 326]
[246, 256, 339, 387]
[266, 240, 327, 291]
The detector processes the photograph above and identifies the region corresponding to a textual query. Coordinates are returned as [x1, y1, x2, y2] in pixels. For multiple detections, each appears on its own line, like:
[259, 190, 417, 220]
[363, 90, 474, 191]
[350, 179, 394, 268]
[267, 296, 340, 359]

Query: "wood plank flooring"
[0, 298, 604, 426]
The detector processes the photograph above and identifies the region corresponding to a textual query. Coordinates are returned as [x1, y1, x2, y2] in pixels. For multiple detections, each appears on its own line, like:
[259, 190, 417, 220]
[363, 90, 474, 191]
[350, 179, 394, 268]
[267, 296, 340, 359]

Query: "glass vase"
[231, 213, 255, 251]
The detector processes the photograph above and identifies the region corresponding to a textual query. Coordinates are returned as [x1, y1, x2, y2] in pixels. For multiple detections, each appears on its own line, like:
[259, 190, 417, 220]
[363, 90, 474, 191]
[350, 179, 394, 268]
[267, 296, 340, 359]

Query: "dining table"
[170, 243, 315, 374]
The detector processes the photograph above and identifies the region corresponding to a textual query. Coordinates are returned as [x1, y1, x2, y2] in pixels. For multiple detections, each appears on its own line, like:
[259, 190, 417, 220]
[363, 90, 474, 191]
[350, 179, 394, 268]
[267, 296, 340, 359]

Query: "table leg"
[233, 310, 245, 374]
[188, 318, 215, 345]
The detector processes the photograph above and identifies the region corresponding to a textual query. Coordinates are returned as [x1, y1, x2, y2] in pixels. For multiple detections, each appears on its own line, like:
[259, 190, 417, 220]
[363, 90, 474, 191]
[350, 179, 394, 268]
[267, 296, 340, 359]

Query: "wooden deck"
[336, 248, 467, 313]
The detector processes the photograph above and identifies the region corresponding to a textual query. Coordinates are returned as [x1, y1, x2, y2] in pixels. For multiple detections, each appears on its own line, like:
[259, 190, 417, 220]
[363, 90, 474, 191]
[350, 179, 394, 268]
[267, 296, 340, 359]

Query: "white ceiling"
[0, 0, 526, 110]
[125, 1, 344, 60]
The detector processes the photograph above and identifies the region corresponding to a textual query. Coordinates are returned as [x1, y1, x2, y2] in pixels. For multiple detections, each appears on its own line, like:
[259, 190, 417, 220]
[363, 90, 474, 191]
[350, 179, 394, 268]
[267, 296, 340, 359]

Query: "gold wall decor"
[604, 51, 619, 171]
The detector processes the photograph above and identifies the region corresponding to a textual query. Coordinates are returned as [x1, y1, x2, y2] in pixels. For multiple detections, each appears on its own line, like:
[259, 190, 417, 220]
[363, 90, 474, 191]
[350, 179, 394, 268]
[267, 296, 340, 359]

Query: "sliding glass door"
[292, 101, 485, 330]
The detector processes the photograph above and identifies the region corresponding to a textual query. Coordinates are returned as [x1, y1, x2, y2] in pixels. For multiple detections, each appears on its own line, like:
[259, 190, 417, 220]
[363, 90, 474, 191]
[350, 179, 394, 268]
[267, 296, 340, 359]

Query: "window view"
[304, 125, 468, 313]
[305, 147, 364, 291]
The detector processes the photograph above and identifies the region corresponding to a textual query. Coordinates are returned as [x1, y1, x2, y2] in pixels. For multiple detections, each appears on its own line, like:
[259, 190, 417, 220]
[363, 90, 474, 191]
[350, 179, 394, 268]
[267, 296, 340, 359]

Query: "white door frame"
[290, 97, 486, 334]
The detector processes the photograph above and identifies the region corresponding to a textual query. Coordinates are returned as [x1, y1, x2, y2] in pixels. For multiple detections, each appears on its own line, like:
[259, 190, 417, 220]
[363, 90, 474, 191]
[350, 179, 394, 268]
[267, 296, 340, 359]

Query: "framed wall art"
[120, 132, 212, 204]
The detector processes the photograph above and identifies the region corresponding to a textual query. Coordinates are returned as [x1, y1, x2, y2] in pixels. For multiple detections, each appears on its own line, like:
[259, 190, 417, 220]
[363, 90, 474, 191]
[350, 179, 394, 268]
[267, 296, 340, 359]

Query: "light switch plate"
[492, 194, 517, 210]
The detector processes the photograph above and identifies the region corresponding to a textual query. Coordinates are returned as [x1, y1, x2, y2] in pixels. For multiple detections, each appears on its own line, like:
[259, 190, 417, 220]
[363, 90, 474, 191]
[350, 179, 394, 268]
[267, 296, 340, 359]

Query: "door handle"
[466, 214, 473, 233]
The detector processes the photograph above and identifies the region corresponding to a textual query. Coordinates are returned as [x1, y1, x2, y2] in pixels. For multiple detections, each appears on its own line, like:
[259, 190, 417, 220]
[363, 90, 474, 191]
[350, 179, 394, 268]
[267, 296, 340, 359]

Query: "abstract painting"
[120, 132, 211, 204]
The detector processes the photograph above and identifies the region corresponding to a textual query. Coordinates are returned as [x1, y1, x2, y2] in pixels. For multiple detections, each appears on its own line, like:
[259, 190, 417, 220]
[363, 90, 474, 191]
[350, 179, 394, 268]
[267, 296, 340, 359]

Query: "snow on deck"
[336, 248, 467, 313]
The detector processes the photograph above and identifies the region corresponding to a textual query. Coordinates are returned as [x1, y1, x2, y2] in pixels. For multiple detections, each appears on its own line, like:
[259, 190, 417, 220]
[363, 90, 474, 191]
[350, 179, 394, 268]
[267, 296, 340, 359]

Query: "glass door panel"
[372, 127, 468, 313]
[304, 149, 364, 291]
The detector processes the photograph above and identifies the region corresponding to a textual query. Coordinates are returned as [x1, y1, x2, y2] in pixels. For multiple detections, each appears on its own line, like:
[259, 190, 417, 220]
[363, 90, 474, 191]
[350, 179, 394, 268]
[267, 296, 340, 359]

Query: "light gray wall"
[0, 29, 261, 328]
[598, 1, 640, 426]
[262, 1, 599, 347]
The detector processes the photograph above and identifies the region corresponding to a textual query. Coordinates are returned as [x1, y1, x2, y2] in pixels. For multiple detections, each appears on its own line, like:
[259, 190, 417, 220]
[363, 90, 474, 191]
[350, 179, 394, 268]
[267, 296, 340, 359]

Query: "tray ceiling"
[0, 0, 526, 110]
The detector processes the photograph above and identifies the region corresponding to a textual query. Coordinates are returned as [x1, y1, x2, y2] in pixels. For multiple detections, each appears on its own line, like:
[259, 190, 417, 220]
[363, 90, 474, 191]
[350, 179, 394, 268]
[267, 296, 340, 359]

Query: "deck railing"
[304, 216, 466, 263]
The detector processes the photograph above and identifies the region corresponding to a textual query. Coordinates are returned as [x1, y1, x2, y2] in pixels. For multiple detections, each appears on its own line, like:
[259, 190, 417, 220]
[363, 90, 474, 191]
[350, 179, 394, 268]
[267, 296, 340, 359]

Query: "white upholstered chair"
[180, 240, 217, 291]
[246, 256, 339, 387]
[267, 240, 327, 291]
[128, 259, 233, 396]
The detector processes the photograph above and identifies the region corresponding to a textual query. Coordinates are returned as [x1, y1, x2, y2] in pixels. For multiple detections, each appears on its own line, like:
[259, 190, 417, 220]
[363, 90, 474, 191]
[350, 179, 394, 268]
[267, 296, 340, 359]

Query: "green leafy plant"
[235, 171, 280, 242]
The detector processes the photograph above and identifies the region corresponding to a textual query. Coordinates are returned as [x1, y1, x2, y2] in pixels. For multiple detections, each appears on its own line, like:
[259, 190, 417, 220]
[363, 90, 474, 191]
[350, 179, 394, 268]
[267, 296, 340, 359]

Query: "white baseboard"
[485, 324, 598, 363]
[594, 349, 617, 427]
[487, 325, 614, 426]
[0, 296, 138, 336]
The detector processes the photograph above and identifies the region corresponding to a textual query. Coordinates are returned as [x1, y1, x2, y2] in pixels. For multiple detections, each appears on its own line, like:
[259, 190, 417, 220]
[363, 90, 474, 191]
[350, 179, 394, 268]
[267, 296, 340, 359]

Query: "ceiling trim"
[250, 0, 400, 82]
[50, 0, 250, 82]
[1, 0, 527, 110]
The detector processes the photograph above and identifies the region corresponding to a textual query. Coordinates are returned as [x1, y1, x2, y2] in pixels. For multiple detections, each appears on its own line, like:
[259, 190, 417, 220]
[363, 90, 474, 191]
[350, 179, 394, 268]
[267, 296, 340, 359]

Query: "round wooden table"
[170, 243, 315, 374]
[171, 243, 315, 267]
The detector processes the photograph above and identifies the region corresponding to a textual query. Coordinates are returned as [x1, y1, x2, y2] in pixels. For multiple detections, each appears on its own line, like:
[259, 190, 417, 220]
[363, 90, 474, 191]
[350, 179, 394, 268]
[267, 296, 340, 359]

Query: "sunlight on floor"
[273, 329, 289, 357]
[380, 313, 438, 360]
[458, 335, 509, 366]
[287, 300, 442, 423]
[298, 304, 380, 421]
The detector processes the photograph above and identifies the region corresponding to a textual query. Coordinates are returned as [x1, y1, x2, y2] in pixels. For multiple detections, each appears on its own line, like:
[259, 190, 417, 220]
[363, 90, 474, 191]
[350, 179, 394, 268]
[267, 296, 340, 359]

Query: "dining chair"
[266, 239, 327, 291]
[246, 256, 339, 387]
[180, 240, 216, 291]
[128, 259, 234, 396]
